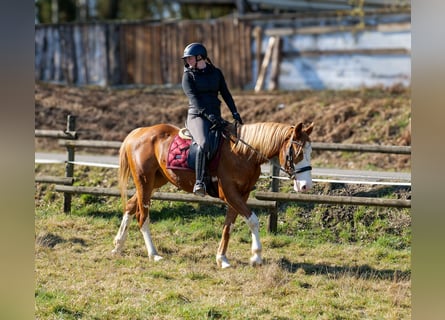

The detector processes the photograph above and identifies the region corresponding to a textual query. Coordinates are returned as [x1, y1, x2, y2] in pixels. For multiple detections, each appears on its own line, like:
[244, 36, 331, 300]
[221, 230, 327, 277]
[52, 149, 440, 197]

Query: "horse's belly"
[165, 169, 196, 193]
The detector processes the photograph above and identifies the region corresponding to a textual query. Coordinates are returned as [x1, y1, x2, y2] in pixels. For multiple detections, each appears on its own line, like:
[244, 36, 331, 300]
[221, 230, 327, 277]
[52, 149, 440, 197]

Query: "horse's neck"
[250, 140, 280, 161]
[235, 123, 288, 162]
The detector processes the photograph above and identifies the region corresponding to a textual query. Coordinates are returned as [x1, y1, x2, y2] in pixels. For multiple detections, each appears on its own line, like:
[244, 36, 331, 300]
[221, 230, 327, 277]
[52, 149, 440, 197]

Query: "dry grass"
[35, 189, 410, 319]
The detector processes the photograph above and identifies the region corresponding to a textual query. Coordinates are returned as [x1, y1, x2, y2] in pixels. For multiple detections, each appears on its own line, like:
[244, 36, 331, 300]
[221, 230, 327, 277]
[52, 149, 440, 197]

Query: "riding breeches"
[186, 114, 211, 153]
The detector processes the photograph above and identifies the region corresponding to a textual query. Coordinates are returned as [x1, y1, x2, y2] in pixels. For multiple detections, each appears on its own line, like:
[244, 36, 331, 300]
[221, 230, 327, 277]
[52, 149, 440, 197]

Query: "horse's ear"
[305, 122, 314, 135]
[295, 122, 303, 134]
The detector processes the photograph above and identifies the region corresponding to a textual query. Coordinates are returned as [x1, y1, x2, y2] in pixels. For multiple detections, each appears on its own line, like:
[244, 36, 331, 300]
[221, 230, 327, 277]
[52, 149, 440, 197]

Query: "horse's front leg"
[216, 207, 238, 268]
[218, 194, 263, 268]
[244, 211, 263, 266]
[217, 210, 262, 267]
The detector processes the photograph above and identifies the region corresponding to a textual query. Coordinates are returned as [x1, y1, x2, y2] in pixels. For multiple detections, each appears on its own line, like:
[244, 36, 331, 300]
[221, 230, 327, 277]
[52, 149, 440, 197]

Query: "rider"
[181, 42, 243, 196]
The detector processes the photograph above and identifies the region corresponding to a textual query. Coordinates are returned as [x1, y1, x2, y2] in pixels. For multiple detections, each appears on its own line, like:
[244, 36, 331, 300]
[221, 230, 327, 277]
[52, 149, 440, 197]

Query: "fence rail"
[255, 192, 410, 208]
[59, 139, 122, 149]
[35, 115, 411, 233]
[54, 186, 276, 209]
[35, 176, 74, 185]
[35, 129, 77, 139]
[57, 139, 411, 154]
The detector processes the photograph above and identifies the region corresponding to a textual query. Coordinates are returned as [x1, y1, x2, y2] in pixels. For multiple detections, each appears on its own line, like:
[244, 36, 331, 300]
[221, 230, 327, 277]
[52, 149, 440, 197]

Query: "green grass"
[35, 165, 410, 319]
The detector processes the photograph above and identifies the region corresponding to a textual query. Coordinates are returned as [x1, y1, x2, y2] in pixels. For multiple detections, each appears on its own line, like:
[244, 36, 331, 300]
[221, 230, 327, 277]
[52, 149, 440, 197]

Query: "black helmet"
[181, 43, 207, 60]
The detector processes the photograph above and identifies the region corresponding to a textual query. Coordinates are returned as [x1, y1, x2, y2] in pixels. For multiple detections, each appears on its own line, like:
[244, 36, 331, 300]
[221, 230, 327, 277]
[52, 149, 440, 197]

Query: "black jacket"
[182, 64, 237, 118]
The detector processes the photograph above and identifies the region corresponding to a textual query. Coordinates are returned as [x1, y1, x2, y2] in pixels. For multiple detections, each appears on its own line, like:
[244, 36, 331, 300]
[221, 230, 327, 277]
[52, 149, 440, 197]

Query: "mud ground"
[35, 82, 410, 172]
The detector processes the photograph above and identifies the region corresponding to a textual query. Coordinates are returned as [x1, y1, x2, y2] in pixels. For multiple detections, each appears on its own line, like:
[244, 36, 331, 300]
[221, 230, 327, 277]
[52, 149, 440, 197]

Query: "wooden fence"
[35, 18, 252, 89]
[35, 115, 411, 233]
[35, 11, 411, 91]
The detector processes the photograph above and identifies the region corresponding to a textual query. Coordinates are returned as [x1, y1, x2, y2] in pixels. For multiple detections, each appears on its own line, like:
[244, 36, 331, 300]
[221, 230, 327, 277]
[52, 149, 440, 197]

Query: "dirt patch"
[35, 82, 411, 171]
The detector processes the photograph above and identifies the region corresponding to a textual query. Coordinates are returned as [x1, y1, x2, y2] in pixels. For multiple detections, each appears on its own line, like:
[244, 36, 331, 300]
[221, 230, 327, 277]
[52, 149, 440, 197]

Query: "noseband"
[284, 131, 312, 179]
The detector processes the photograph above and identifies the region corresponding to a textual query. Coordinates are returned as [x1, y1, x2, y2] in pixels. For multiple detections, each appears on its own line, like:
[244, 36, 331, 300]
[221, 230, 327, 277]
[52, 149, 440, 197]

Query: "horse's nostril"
[301, 185, 306, 191]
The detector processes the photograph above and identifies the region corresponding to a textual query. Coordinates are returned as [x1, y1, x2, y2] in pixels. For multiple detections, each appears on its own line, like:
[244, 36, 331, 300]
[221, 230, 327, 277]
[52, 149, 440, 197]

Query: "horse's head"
[280, 122, 314, 192]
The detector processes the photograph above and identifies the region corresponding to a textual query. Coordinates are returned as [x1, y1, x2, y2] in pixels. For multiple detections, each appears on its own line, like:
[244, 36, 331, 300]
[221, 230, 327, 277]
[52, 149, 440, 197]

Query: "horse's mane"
[230, 122, 292, 161]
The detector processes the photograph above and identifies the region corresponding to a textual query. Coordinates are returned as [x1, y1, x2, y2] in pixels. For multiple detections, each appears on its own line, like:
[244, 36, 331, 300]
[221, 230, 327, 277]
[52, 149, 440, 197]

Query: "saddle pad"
[166, 135, 193, 170]
[166, 132, 223, 171]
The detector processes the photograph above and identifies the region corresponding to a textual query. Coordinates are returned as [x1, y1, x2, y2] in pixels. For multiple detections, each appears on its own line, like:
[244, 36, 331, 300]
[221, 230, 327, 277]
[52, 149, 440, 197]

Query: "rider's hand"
[232, 112, 243, 125]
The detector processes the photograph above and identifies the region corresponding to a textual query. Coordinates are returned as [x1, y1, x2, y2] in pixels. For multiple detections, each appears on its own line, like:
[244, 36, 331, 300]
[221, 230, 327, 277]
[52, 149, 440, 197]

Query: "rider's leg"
[193, 145, 206, 196]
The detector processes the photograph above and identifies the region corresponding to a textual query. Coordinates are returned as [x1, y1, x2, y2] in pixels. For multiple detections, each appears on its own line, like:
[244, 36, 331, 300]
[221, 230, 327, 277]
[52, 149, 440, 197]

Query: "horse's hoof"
[150, 255, 163, 262]
[216, 255, 231, 269]
[111, 248, 122, 256]
[250, 254, 263, 267]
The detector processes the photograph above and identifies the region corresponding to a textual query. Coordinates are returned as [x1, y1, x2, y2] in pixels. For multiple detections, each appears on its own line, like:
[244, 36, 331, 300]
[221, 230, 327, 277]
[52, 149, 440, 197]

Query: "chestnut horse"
[112, 121, 314, 268]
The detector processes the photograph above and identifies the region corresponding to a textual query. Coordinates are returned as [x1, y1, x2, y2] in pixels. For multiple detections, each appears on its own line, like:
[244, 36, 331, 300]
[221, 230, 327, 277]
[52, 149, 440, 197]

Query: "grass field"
[35, 165, 410, 319]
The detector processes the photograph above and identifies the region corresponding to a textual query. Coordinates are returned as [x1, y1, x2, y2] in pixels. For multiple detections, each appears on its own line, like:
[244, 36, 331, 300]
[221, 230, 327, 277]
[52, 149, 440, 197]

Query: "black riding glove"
[232, 112, 243, 124]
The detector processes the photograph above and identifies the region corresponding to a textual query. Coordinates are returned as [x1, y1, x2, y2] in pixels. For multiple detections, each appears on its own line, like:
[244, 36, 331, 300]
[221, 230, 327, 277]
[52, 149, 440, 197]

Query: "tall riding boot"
[193, 146, 207, 197]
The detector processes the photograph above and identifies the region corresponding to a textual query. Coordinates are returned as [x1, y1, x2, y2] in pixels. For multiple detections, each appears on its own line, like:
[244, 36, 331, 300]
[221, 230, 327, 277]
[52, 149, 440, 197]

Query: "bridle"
[283, 129, 312, 179]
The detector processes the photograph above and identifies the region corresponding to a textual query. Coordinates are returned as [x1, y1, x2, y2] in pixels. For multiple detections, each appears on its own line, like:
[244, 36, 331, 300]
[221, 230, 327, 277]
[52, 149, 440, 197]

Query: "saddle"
[166, 128, 223, 197]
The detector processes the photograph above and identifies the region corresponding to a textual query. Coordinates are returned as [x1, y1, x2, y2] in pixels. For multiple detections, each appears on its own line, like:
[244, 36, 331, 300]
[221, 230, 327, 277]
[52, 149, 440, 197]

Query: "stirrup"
[193, 182, 206, 197]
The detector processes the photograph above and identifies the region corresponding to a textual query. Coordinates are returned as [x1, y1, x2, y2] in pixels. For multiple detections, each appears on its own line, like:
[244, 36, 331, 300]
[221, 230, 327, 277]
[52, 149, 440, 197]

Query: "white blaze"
[293, 142, 312, 192]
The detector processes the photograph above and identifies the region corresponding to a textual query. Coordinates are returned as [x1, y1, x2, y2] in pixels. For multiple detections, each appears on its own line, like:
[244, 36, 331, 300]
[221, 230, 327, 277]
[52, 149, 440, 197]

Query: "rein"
[223, 124, 311, 179]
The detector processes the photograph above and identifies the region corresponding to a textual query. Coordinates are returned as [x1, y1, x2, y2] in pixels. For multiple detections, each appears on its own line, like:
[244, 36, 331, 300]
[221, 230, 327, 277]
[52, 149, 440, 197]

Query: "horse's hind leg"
[112, 194, 137, 255]
[136, 178, 163, 261]
[139, 214, 163, 261]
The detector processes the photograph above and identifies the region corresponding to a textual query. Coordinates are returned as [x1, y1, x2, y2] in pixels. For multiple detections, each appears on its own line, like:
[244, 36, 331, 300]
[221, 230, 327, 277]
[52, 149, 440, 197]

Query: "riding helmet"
[181, 43, 207, 60]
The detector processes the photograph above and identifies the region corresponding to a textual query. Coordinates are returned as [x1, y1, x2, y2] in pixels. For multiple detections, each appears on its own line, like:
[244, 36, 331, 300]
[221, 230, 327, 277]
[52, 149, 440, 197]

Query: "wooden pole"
[267, 159, 280, 233]
[56, 139, 411, 154]
[268, 36, 282, 91]
[35, 129, 77, 139]
[63, 115, 76, 213]
[254, 36, 276, 92]
[54, 186, 276, 209]
[311, 142, 411, 154]
[253, 26, 262, 82]
[59, 139, 121, 149]
[255, 192, 411, 208]
[35, 176, 74, 185]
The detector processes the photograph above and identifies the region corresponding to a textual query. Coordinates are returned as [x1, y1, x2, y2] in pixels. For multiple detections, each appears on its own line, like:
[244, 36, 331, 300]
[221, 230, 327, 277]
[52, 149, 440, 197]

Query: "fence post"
[63, 115, 76, 213]
[267, 160, 280, 233]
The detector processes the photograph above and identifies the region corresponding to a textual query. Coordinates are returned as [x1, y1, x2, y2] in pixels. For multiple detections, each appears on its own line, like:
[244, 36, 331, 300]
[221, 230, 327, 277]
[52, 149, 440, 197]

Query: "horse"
[111, 121, 314, 268]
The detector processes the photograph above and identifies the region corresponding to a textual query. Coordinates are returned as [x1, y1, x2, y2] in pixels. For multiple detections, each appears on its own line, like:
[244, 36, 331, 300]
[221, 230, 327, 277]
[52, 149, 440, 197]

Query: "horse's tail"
[118, 138, 131, 210]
